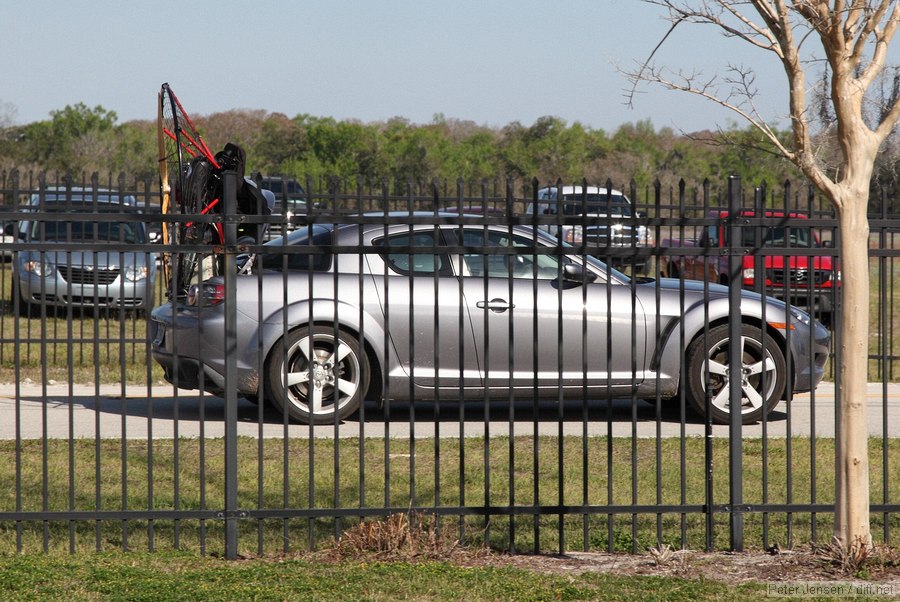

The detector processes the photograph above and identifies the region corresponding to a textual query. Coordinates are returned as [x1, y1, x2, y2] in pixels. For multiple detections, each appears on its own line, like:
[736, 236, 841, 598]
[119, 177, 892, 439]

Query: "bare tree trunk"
[834, 201, 872, 551]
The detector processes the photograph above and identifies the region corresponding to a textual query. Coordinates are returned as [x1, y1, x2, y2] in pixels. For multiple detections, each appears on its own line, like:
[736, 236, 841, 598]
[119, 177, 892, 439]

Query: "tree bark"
[834, 197, 872, 551]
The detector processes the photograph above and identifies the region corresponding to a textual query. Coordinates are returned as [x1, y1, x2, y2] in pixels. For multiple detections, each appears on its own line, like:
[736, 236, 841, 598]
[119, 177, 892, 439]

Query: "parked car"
[525, 186, 652, 271]
[0, 223, 14, 260]
[5, 188, 157, 316]
[442, 205, 507, 216]
[257, 175, 307, 236]
[659, 210, 840, 322]
[150, 217, 830, 426]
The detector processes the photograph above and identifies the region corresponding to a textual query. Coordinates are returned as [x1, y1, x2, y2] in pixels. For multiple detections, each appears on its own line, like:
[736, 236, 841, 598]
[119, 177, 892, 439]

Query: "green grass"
[0, 262, 166, 384]
[1, 436, 898, 557]
[0, 552, 772, 602]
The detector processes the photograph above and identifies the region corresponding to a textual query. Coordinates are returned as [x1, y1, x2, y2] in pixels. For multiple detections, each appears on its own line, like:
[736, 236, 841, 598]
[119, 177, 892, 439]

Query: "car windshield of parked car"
[259, 224, 334, 271]
[28, 217, 146, 244]
[739, 225, 815, 248]
[561, 194, 632, 217]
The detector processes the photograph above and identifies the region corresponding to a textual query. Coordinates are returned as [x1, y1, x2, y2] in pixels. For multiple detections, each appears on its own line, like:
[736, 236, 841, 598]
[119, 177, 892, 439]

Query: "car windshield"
[29, 217, 146, 243]
[263, 179, 305, 196]
[561, 195, 632, 216]
[741, 225, 815, 248]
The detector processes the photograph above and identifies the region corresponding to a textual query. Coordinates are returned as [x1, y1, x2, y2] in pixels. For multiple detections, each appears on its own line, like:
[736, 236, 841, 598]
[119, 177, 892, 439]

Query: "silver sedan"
[150, 220, 831, 425]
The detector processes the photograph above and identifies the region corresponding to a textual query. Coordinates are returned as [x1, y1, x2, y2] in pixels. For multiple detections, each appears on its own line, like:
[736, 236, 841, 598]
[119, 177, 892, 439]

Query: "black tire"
[685, 323, 786, 424]
[267, 326, 368, 425]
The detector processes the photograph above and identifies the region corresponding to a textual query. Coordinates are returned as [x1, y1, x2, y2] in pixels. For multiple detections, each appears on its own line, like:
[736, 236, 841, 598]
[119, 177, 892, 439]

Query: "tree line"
[1, 102, 898, 204]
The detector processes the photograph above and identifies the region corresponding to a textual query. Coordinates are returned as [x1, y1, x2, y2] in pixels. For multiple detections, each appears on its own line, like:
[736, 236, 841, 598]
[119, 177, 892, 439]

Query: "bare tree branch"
[624, 17, 686, 110]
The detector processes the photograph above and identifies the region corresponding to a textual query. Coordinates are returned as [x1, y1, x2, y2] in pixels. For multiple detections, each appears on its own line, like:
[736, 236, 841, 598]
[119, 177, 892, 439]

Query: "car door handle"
[476, 298, 514, 313]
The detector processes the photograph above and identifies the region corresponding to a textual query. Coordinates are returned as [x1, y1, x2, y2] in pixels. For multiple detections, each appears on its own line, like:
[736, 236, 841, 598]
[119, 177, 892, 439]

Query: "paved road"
[2, 381, 899, 440]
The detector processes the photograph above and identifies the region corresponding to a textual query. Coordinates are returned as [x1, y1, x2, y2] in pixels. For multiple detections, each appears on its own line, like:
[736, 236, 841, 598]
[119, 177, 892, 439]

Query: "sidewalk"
[1, 381, 898, 440]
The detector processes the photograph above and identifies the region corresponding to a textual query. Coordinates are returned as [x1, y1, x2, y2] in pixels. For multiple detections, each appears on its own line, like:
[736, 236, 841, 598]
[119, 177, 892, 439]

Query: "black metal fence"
[1, 169, 899, 558]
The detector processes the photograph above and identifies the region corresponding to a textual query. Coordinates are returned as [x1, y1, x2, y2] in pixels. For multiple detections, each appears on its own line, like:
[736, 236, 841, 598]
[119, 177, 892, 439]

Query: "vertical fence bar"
[755, 182, 770, 551]
[222, 170, 239, 559]
[677, 179, 688, 549]
[727, 174, 745, 551]
[505, 177, 517, 554]
[806, 182, 819, 544]
[880, 189, 890, 544]
[700, 179, 721, 552]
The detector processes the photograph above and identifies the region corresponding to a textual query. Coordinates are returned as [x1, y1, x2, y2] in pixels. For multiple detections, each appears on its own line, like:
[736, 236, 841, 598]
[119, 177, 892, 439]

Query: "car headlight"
[123, 265, 149, 282]
[22, 257, 52, 277]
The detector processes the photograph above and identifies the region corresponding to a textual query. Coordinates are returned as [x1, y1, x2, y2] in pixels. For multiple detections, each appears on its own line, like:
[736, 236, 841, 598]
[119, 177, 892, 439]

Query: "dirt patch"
[455, 543, 900, 587]
[317, 512, 900, 588]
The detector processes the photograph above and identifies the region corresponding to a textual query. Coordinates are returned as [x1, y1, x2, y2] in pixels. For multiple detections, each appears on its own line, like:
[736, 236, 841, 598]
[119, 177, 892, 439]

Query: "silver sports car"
[150, 219, 831, 425]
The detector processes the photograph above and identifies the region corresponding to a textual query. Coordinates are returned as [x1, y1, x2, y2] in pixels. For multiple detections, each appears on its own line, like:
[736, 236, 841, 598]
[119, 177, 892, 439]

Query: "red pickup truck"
[659, 210, 840, 321]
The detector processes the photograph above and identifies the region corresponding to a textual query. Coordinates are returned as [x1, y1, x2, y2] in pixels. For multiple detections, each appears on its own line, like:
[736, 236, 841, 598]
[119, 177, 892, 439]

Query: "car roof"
[538, 185, 626, 197]
[264, 216, 562, 245]
[25, 187, 141, 211]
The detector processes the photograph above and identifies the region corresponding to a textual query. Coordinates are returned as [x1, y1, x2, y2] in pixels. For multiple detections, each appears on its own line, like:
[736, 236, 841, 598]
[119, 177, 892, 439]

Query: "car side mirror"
[562, 263, 597, 284]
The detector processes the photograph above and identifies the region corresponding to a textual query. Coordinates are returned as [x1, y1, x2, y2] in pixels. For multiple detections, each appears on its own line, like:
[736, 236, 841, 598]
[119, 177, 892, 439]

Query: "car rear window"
[260, 225, 333, 272]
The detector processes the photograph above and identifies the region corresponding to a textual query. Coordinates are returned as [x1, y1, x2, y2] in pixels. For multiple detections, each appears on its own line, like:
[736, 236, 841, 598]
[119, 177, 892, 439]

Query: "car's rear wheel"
[685, 323, 786, 424]
[267, 326, 368, 425]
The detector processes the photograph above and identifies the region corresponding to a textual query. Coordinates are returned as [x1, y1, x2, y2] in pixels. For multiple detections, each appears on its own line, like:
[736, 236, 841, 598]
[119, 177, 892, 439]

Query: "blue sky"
[4, 0, 888, 133]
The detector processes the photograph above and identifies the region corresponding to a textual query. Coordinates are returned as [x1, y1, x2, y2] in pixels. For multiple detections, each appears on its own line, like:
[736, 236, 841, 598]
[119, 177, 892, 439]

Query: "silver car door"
[457, 227, 647, 395]
[365, 227, 482, 390]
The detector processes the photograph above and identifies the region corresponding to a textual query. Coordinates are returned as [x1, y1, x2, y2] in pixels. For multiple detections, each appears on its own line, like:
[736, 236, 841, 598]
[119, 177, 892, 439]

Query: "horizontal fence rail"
[0, 170, 899, 558]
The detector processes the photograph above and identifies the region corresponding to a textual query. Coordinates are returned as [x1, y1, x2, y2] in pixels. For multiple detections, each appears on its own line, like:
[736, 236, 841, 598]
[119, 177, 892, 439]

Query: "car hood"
[646, 276, 797, 315]
[643, 277, 729, 296]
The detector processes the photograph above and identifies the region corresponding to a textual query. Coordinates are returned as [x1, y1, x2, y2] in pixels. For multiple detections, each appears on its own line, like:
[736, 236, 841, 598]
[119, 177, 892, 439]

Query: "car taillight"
[187, 283, 225, 307]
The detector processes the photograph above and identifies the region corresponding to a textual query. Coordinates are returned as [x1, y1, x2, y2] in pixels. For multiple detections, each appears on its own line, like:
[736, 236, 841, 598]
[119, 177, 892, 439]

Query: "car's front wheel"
[685, 323, 786, 424]
[267, 326, 368, 425]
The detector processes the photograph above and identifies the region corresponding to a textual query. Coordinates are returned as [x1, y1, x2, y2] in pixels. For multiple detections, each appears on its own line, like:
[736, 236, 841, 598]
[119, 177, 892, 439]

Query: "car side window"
[376, 231, 453, 277]
[459, 229, 561, 280]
